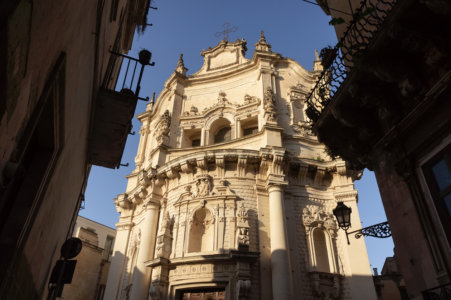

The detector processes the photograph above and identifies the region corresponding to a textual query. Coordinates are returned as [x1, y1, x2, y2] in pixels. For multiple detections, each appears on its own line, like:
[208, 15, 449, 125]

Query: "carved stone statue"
[195, 176, 211, 197]
[263, 87, 276, 122]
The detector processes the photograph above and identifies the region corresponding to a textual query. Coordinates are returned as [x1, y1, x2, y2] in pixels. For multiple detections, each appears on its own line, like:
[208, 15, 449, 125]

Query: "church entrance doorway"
[180, 288, 226, 300]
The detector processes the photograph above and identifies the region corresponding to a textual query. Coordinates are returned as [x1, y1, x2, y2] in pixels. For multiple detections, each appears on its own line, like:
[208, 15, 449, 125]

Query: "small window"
[423, 144, 451, 244]
[243, 126, 258, 136]
[103, 235, 115, 260]
[110, 0, 119, 22]
[192, 139, 200, 147]
[214, 127, 231, 144]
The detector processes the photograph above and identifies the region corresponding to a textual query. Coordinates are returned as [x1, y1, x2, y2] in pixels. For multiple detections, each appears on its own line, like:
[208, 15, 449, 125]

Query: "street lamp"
[333, 201, 392, 245]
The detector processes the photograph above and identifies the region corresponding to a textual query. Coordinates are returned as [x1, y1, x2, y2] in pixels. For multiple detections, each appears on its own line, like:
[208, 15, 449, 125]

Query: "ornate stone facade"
[105, 34, 377, 300]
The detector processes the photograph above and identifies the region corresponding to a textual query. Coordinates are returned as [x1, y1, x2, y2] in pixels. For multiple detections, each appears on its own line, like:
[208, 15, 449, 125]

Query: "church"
[104, 33, 376, 300]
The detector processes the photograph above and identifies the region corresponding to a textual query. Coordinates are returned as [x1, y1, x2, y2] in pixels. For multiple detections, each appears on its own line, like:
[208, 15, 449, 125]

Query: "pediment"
[194, 39, 249, 75]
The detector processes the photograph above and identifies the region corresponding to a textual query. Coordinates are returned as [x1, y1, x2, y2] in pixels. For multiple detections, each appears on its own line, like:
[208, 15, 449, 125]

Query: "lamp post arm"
[347, 221, 391, 241]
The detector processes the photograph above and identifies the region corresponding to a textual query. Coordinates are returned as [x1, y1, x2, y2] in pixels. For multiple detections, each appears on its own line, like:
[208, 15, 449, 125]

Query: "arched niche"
[188, 208, 215, 253]
[313, 228, 331, 272]
[302, 206, 339, 274]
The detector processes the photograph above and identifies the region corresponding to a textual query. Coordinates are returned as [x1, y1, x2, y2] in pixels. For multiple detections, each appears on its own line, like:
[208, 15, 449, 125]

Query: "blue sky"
[80, 0, 394, 272]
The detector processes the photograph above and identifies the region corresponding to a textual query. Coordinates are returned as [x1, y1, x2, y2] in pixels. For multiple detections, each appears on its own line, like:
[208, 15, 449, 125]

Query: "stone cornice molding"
[115, 222, 135, 231]
[333, 190, 358, 203]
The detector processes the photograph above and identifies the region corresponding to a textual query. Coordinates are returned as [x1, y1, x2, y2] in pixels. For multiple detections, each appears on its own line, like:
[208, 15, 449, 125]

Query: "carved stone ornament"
[302, 205, 336, 233]
[263, 87, 276, 122]
[155, 110, 171, 138]
[182, 105, 199, 116]
[217, 91, 229, 104]
[242, 94, 260, 106]
[310, 272, 341, 299]
[237, 203, 250, 249]
[291, 121, 313, 136]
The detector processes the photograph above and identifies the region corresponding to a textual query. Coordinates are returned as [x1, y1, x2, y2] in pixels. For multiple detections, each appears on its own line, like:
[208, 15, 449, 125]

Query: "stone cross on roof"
[215, 22, 238, 41]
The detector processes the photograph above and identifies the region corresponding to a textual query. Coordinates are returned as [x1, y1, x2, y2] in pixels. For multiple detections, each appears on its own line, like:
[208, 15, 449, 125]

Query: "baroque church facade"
[105, 33, 376, 300]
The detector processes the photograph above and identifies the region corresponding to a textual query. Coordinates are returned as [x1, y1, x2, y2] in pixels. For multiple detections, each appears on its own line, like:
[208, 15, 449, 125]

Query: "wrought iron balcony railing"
[305, 0, 396, 124]
[422, 282, 451, 300]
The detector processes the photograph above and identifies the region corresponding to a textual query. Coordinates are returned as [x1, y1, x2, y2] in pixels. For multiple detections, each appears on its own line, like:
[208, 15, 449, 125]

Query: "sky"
[80, 0, 394, 272]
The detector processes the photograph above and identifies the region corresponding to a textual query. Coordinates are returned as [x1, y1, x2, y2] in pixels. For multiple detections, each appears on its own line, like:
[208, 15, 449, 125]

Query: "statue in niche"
[195, 176, 211, 197]
[263, 87, 276, 122]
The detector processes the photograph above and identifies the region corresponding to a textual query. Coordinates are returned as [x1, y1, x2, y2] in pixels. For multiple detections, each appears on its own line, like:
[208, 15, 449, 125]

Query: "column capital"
[266, 175, 288, 192]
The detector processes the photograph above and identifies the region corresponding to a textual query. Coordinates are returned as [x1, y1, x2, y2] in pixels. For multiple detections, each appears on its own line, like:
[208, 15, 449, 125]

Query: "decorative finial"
[313, 49, 324, 72]
[260, 31, 267, 43]
[175, 53, 188, 76]
[255, 30, 271, 52]
[315, 49, 320, 61]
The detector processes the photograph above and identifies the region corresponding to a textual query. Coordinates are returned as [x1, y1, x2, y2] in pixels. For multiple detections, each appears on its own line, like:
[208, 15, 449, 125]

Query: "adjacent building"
[0, 0, 150, 298]
[105, 34, 377, 300]
[62, 216, 116, 300]
[309, 0, 451, 298]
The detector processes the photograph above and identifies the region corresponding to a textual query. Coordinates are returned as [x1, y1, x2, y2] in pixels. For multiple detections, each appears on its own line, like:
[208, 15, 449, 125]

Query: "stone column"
[130, 201, 160, 300]
[104, 222, 133, 300]
[236, 119, 242, 138]
[267, 183, 292, 300]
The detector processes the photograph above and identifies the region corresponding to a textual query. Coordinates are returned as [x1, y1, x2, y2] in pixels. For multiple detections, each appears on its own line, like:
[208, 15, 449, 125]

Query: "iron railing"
[108, 49, 155, 101]
[422, 283, 451, 300]
[305, 0, 396, 124]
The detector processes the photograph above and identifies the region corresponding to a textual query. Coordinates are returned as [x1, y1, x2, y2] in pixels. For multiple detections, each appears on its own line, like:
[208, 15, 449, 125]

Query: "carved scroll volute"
[115, 193, 132, 213]
[237, 155, 247, 177]
[259, 154, 271, 179]
[166, 166, 180, 179]
[180, 160, 193, 174]
[216, 155, 225, 178]
[298, 163, 309, 184]
[271, 149, 286, 176]
[313, 167, 326, 186]
[196, 156, 208, 174]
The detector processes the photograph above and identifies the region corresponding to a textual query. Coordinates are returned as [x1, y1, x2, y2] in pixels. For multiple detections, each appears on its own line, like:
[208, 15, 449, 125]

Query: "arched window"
[313, 228, 331, 272]
[208, 117, 232, 145]
[214, 126, 231, 143]
[188, 208, 214, 253]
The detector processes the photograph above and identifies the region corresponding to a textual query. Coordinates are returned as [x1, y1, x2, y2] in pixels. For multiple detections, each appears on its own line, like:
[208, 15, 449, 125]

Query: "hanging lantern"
[333, 201, 352, 230]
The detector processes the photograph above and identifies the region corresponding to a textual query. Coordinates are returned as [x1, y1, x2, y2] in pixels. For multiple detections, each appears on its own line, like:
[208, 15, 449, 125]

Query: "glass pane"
[444, 193, 451, 218]
[432, 159, 451, 191]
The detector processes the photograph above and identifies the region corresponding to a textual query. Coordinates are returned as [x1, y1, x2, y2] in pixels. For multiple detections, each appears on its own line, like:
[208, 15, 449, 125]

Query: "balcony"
[306, 0, 451, 169]
[422, 283, 451, 300]
[88, 50, 154, 168]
